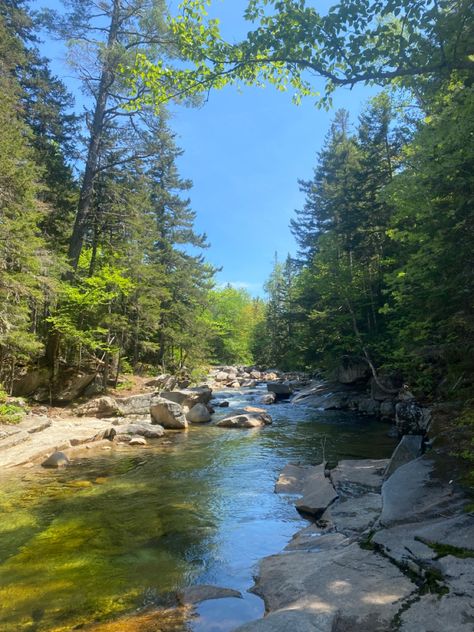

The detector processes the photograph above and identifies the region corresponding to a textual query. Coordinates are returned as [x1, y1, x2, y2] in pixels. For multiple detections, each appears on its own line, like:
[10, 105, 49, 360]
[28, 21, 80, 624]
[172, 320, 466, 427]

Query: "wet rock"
[216, 412, 272, 428]
[129, 436, 147, 446]
[395, 401, 431, 435]
[186, 403, 211, 423]
[116, 393, 152, 416]
[216, 400, 230, 407]
[76, 396, 120, 418]
[294, 463, 338, 517]
[178, 584, 242, 605]
[150, 397, 187, 429]
[260, 392, 276, 405]
[384, 435, 423, 480]
[42, 451, 70, 468]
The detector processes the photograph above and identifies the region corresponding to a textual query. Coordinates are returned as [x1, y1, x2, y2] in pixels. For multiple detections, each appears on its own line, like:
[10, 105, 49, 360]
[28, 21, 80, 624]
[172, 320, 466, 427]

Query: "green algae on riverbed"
[0, 392, 397, 632]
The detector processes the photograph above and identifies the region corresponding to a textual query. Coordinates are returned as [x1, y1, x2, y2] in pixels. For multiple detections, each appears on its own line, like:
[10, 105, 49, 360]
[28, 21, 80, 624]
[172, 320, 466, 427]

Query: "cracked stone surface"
[330, 459, 389, 496]
[285, 529, 349, 552]
[275, 463, 314, 494]
[330, 492, 382, 535]
[294, 463, 338, 517]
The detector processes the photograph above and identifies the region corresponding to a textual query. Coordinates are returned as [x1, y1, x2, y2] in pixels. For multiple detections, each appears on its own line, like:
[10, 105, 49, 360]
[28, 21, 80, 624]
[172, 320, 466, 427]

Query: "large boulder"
[395, 401, 431, 435]
[186, 403, 211, 423]
[335, 357, 370, 384]
[53, 370, 97, 404]
[216, 412, 272, 428]
[384, 435, 423, 480]
[150, 397, 187, 429]
[159, 386, 212, 409]
[12, 367, 51, 397]
[42, 451, 70, 468]
[116, 393, 153, 416]
[267, 381, 293, 398]
[144, 374, 176, 390]
[260, 392, 276, 405]
[76, 396, 120, 418]
[294, 463, 338, 518]
[113, 422, 165, 439]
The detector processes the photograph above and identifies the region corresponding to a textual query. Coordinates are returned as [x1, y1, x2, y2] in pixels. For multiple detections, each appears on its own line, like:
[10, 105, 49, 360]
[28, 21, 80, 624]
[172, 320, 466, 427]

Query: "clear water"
[0, 387, 397, 631]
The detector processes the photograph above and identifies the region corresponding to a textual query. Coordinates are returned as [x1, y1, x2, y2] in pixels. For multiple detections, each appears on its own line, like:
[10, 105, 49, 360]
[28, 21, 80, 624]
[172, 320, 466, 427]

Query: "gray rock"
[76, 396, 119, 418]
[380, 400, 396, 420]
[399, 592, 474, 632]
[42, 451, 70, 468]
[250, 370, 261, 380]
[248, 544, 415, 631]
[216, 412, 272, 428]
[178, 584, 242, 605]
[129, 436, 147, 446]
[186, 403, 211, 423]
[330, 492, 382, 535]
[12, 367, 51, 397]
[294, 463, 338, 517]
[217, 400, 230, 407]
[358, 398, 381, 415]
[234, 610, 331, 632]
[335, 358, 369, 384]
[150, 397, 187, 429]
[215, 371, 229, 381]
[330, 459, 389, 496]
[116, 393, 153, 416]
[160, 386, 212, 409]
[370, 376, 400, 401]
[379, 456, 464, 527]
[395, 401, 431, 435]
[275, 463, 313, 494]
[113, 422, 164, 438]
[285, 529, 348, 552]
[21, 416, 52, 434]
[384, 435, 423, 480]
[267, 381, 293, 398]
[260, 392, 276, 405]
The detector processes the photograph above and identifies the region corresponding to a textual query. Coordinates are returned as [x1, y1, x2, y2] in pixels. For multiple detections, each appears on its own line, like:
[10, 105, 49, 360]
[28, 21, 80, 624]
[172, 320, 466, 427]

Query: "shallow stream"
[0, 387, 397, 632]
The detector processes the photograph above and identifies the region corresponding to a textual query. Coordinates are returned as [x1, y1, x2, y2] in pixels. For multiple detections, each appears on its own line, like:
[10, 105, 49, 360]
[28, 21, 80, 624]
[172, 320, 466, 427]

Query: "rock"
[178, 584, 242, 605]
[186, 403, 211, 423]
[291, 381, 363, 410]
[379, 455, 465, 527]
[234, 610, 327, 632]
[399, 592, 474, 632]
[358, 398, 381, 415]
[144, 374, 176, 390]
[53, 370, 97, 404]
[20, 416, 52, 434]
[215, 371, 229, 381]
[129, 436, 147, 446]
[370, 376, 401, 401]
[384, 435, 423, 480]
[260, 392, 276, 405]
[216, 412, 272, 428]
[0, 430, 30, 449]
[159, 386, 212, 409]
[83, 375, 105, 398]
[267, 381, 293, 398]
[285, 529, 348, 552]
[216, 400, 230, 407]
[116, 393, 153, 416]
[380, 400, 396, 420]
[244, 406, 266, 413]
[241, 379, 257, 387]
[41, 451, 70, 468]
[76, 396, 120, 418]
[395, 401, 432, 435]
[245, 544, 415, 631]
[330, 492, 382, 535]
[113, 422, 164, 439]
[294, 463, 338, 517]
[150, 397, 188, 429]
[250, 370, 261, 380]
[330, 459, 389, 496]
[275, 463, 313, 494]
[335, 357, 370, 384]
[263, 372, 278, 381]
[12, 367, 51, 397]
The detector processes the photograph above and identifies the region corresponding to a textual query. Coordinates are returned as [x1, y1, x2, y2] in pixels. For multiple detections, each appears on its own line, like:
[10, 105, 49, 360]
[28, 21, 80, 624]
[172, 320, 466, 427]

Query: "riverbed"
[0, 387, 397, 632]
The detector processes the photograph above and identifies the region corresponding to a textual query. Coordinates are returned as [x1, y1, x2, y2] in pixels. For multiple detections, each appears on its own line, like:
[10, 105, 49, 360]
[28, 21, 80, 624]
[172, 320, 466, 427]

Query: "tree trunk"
[67, 0, 121, 270]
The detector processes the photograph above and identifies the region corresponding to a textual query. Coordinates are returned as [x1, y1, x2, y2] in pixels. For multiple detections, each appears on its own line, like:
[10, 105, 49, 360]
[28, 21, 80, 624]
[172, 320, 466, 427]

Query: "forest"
[0, 0, 473, 403]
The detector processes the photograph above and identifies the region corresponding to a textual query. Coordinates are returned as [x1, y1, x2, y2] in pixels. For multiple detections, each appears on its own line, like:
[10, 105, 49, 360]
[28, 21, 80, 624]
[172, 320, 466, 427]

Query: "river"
[0, 386, 397, 632]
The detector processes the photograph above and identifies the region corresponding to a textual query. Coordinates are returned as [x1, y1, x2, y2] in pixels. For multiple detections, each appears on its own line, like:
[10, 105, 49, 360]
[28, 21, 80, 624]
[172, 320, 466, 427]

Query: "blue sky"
[35, 0, 377, 297]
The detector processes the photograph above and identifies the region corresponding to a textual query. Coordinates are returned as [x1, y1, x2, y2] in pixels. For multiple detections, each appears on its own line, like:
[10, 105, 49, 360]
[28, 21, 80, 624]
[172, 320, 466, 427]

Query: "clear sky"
[35, 0, 377, 296]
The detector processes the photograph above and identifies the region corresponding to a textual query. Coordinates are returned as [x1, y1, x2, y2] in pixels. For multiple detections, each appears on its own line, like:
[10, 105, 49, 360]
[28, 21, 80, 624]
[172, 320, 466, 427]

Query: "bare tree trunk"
[68, 0, 121, 270]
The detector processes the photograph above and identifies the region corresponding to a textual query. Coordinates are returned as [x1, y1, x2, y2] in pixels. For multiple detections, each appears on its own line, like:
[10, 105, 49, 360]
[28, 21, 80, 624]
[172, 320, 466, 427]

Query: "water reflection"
[0, 388, 396, 631]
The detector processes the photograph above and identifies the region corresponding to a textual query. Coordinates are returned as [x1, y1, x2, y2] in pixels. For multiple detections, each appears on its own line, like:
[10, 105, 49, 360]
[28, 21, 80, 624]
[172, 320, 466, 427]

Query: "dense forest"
[0, 0, 473, 405]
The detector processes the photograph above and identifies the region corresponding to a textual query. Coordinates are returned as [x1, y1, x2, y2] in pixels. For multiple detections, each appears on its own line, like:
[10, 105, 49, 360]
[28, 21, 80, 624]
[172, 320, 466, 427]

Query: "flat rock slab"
[178, 584, 242, 605]
[114, 422, 165, 439]
[330, 459, 389, 496]
[373, 513, 474, 567]
[330, 492, 382, 535]
[275, 463, 314, 494]
[380, 455, 465, 527]
[384, 435, 423, 480]
[294, 464, 338, 517]
[285, 528, 348, 552]
[251, 543, 415, 631]
[399, 591, 474, 632]
[234, 609, 333, 632]
[20, 416, 52, 434]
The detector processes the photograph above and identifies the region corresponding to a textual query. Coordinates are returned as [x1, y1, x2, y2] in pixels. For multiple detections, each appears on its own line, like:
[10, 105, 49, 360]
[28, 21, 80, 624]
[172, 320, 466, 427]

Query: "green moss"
[414, 536, 474, 560]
